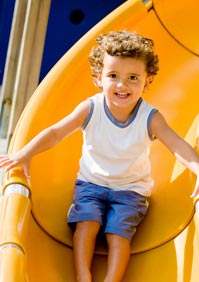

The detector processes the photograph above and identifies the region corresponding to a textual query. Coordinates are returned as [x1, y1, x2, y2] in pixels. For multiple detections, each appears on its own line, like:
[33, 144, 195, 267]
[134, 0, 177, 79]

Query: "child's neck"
[110, 107, 134, 123]
[105, 99, 142, 124]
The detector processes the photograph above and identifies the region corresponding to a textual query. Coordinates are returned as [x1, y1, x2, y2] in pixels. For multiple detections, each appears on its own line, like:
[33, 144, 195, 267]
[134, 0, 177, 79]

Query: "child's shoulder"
[87, 92, 103, 102]
[139, 98, 157, 113]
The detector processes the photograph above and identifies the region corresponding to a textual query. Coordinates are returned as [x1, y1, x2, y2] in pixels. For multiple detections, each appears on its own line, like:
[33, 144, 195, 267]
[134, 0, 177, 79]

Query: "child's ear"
[97, 80, 102, 87]
[144, 76, 153, 92]
[97, 75, 103, 89]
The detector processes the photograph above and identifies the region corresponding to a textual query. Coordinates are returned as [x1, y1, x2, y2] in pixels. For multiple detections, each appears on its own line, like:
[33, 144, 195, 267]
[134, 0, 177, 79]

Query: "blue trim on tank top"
[104, 97, 143, 128]
[82, 95, 158, 140]
[147, 108, 158, 140]
[81, 99, 94, 130]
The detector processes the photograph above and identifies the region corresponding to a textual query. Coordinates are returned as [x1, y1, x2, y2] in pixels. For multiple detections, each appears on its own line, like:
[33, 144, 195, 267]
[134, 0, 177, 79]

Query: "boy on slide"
[0, 31, 199, 282]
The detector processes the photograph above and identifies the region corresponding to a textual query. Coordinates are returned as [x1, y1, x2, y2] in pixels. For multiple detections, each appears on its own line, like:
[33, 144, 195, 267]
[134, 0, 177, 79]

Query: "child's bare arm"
[151, 111, 199, 198]
[0, 100, 90, 178]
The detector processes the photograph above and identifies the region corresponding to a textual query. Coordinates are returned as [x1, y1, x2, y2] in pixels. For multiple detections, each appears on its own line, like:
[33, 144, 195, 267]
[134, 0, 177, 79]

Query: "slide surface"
[1, 0, 199, 281]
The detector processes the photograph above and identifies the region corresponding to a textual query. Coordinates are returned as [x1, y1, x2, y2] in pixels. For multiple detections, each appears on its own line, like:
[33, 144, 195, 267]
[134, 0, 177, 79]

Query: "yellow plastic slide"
[1, 0, 199, 281]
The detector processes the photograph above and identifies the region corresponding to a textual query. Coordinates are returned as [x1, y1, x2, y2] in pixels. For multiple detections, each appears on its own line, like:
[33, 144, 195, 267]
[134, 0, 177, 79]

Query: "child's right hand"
[0, 152, 31, 180]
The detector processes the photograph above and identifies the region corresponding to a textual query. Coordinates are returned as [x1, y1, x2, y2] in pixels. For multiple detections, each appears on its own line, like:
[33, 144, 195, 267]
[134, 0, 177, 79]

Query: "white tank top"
[77, 93, 157, 196]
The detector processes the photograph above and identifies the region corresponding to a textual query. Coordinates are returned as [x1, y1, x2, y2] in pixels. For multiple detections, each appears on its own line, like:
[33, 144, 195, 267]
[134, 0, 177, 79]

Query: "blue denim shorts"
[67, 179, 149, 241]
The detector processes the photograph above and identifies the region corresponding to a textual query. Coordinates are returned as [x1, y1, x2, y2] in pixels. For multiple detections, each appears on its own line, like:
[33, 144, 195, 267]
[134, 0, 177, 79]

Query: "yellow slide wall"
[1, 0, 199, 281]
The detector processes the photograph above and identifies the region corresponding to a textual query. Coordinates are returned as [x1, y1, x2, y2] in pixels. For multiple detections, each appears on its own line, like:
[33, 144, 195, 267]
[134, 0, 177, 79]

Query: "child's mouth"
[115, 93, 130, 98]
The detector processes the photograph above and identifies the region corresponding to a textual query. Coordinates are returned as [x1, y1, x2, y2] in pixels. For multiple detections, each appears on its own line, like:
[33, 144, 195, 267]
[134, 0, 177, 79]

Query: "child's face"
[98, 53, 151, 110]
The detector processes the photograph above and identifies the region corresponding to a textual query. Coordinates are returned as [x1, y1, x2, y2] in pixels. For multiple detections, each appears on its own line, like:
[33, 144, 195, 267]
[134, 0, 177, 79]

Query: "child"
[0, 30, 199, 282]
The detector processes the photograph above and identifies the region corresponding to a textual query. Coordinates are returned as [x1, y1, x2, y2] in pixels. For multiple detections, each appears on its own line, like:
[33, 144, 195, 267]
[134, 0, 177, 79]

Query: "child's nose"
[117, 78, 127, 87]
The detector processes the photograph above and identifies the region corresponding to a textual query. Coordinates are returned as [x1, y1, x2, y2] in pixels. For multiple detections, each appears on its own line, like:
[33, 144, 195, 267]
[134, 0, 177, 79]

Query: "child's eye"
[129, 75, 137, 81]
[109, 73, 117, 78]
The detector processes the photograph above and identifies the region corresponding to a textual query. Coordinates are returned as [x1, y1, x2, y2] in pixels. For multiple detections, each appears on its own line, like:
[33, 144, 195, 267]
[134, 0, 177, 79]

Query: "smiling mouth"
[115, 93, 130, 98]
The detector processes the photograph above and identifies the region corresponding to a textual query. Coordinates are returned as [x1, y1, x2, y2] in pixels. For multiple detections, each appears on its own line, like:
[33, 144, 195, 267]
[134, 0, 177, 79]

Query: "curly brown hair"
[89, 30, 159, 87]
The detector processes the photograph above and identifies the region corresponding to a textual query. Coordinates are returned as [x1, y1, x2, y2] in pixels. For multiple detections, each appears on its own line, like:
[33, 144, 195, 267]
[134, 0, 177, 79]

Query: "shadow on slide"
[1, 0, 199, 281]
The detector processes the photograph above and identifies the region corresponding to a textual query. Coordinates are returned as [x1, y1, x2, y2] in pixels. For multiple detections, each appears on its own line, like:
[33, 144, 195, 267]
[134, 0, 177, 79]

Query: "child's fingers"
[4, 161, 19, 172]
[0, 154, 22, 169]
[0, 154, 31, 182]
[23, 166, 30, 179]
[0, 154, 9, 158]
[0, 158, 15, 168]
[0, 155, 10, 162]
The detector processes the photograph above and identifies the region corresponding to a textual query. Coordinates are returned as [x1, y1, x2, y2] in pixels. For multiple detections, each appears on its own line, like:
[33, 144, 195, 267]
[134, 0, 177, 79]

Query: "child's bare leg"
[73, 221, 101, 282]
[104, 234, 131, 282]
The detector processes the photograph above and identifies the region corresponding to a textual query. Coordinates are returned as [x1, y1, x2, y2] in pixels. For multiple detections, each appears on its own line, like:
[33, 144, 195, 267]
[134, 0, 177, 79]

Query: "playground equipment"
[0, 0, 199, 281]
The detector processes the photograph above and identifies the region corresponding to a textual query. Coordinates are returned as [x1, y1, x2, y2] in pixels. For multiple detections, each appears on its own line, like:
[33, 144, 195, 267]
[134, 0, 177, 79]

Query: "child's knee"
[75, 221, 101, 236]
